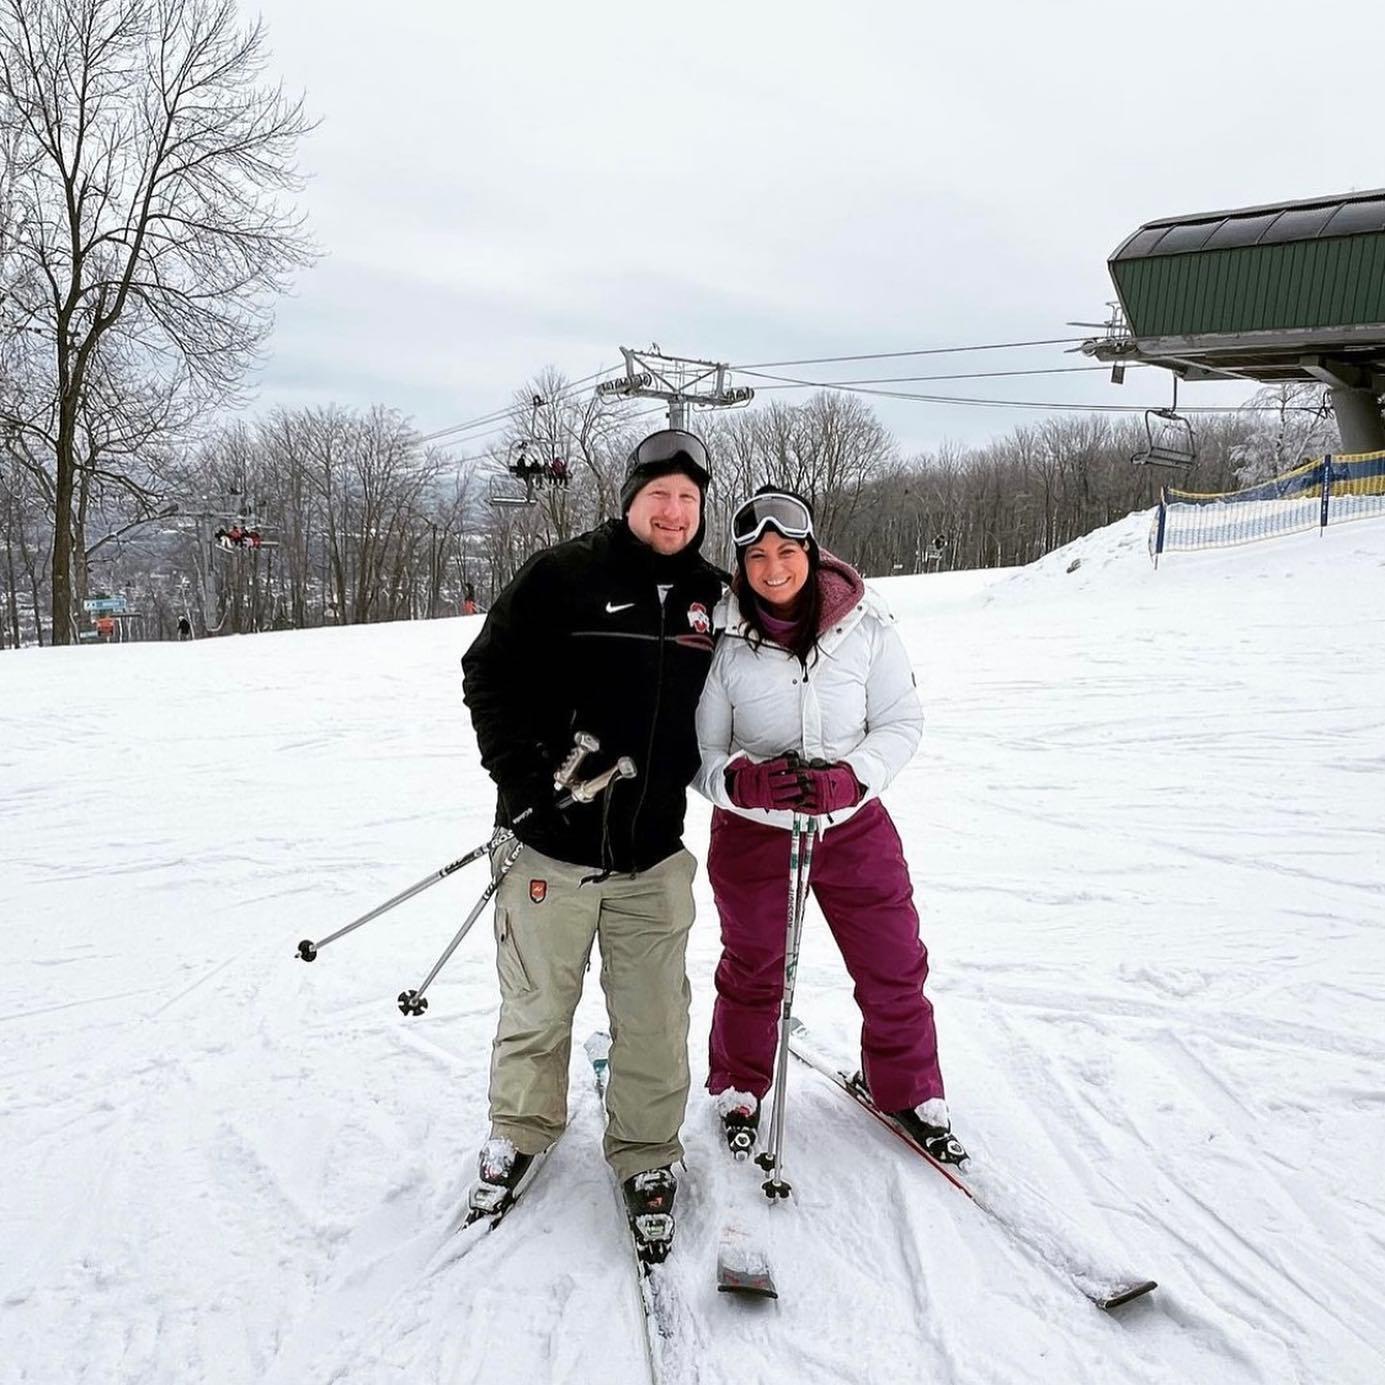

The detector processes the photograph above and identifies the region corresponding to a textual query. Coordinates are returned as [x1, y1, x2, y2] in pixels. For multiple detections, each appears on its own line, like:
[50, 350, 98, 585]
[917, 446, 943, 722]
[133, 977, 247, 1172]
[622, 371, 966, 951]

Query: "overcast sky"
[244, 0, 1385, 461]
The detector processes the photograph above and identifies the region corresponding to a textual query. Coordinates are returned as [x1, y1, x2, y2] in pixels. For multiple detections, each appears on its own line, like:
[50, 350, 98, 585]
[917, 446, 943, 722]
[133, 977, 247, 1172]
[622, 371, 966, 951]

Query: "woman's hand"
[724, 757, 803, 811]
[795, 762, 863, 814]
[725, 756, 863, 813]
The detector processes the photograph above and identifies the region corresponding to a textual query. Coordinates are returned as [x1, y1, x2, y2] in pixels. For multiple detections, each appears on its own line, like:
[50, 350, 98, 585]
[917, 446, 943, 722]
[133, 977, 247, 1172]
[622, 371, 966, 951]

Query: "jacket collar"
[603, 517, 718, 585]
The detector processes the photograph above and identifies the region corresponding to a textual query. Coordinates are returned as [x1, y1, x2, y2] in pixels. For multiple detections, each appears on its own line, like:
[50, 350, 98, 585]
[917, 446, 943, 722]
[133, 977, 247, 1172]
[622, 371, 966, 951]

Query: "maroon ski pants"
[706, 798, 944, 1112]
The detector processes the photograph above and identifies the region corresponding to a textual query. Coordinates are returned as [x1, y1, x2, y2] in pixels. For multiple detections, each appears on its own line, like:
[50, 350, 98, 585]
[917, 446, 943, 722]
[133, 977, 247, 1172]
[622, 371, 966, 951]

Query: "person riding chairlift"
[511, 448, 544, 482]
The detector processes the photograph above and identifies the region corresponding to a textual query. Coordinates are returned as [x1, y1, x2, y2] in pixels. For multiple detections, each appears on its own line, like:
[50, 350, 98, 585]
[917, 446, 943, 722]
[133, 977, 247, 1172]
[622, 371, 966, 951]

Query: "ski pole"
[395, 755, 638, 1017]
[553, 732, 600, 790]
[396, 833, 525, 1016]
[757, 812, 818, 1199]
[296, 833, 508, 962]
[296, 732, 600, 962]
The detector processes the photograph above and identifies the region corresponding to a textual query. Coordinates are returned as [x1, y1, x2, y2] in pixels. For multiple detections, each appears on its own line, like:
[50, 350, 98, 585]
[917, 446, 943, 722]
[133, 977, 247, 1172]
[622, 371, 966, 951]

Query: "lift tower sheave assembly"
[596, 346, 754, 429]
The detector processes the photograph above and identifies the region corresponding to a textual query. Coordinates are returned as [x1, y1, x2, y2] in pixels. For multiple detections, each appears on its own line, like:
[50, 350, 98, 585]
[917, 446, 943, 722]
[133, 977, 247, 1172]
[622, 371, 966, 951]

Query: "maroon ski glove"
[725, 757, 803, 811]
[797, 762, 863, 814]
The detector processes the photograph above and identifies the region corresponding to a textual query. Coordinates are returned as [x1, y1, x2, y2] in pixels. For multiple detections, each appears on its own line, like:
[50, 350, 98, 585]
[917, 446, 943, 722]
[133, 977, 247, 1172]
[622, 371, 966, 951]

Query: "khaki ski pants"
[487, 842, 697, 1183]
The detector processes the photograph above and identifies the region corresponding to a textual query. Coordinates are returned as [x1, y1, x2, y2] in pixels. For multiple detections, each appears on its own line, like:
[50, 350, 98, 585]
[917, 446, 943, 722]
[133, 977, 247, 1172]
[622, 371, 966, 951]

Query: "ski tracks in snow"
[258, 1059, 658, 1385]
[948, 973, 1385, 1383]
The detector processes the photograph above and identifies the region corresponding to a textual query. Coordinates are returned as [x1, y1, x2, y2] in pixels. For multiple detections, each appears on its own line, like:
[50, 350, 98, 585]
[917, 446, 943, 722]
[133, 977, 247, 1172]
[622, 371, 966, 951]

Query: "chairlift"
[1132, 376, 1196, 470]
[490, 394, 567, 504]
[1132, 408, 1196, 470]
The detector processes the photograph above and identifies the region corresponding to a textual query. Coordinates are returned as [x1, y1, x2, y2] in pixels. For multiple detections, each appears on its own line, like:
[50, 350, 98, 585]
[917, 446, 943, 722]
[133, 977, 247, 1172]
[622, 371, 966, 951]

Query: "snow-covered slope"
[3, 515, 1383, 1385]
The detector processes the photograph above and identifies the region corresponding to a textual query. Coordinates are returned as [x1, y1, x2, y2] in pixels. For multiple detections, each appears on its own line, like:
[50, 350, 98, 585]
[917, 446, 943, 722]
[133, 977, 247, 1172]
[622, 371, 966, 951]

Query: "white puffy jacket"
[694, 560, 923, 833]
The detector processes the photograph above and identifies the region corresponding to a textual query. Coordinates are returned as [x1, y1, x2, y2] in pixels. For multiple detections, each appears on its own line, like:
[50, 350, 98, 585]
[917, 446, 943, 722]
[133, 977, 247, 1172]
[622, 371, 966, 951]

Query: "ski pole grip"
[563, 756, 637, 806]
[553, 732, 600, 790]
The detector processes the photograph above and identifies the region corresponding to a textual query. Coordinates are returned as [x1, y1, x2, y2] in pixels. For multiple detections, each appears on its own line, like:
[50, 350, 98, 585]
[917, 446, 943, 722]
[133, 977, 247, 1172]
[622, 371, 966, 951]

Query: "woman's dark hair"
[733, 486, 821, 665]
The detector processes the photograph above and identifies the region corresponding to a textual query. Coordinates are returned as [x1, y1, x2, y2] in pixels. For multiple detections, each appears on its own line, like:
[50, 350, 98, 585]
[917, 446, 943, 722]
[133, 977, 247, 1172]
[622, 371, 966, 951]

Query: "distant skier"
[461, 428, 724, 1262]
[461, 582, 478, 617]
[694, 487, 968, 1166]
[177, 616, 192, 641]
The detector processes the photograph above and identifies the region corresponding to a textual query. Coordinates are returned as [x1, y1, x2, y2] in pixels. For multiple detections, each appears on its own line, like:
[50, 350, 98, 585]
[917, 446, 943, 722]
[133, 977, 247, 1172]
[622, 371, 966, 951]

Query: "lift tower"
[595, 346, 754, 428]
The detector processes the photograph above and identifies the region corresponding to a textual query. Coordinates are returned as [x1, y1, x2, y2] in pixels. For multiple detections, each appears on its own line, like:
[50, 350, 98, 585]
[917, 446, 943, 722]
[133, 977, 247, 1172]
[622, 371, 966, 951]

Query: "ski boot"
[466, 1137, 536, 1224]
[888, 1097, 969, 1165]
[715, 1089, 760, 1161]
[622, 1166, 677, 1265]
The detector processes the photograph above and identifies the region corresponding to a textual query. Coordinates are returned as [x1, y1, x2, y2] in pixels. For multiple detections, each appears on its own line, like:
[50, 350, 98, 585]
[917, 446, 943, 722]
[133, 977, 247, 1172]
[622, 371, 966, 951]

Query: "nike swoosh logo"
[605, 602, 635, 613]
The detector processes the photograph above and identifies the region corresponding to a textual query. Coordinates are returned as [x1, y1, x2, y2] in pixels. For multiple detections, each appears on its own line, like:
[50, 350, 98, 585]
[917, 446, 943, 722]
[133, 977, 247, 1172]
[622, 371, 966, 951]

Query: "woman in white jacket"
[695, 488, 966, 1164]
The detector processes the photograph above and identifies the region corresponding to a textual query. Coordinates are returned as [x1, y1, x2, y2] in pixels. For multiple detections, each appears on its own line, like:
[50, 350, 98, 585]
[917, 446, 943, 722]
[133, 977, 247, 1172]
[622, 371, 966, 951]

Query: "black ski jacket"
[462, 519, 725, 872]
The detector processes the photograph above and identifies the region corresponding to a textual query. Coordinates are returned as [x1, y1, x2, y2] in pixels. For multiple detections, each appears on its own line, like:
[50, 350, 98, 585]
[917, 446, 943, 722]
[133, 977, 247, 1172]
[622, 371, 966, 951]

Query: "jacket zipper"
[624, 589, 667, 872]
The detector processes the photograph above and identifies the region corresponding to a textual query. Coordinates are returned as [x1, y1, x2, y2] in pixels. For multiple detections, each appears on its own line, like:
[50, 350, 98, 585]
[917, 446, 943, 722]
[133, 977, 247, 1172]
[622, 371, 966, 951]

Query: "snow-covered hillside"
[3, 514, 1383, 1385]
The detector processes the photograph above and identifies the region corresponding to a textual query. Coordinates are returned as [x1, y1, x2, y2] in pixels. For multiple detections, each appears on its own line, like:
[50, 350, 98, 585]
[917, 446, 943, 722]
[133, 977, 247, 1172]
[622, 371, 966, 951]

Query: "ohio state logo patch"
[529, 879, 548, 904]
[687, 602, 710, 634]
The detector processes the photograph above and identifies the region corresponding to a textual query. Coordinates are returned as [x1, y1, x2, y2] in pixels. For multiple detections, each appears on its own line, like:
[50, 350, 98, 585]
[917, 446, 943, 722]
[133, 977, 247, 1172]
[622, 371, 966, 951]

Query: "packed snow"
[3, 513, 1383, 1385]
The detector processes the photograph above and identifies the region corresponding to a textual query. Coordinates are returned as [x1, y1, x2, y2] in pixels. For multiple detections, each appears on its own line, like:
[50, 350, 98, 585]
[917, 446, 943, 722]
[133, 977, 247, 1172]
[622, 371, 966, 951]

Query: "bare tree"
[0, 0, 315, 643]
[1229, 384, 1335, 485]
[705, 393, 892, 553]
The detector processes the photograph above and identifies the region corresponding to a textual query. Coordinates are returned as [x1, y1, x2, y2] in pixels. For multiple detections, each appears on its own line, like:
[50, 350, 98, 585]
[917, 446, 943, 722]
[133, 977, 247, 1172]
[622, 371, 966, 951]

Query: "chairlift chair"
[1132, 408, 1196, 470]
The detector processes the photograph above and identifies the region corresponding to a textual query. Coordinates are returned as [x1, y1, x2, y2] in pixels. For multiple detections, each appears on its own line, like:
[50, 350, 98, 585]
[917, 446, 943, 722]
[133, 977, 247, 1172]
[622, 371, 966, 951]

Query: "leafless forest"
[1, 368, 1337, 646]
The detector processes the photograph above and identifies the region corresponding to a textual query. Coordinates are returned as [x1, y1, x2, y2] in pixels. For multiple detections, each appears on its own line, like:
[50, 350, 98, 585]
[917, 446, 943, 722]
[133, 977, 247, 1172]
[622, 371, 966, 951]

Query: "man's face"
[626, 472, 702, 555]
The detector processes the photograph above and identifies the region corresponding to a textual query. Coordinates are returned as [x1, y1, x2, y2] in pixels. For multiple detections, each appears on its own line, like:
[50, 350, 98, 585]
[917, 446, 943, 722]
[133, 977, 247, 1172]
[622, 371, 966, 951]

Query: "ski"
[584, 1032, 693, 1385]
[788, 1017, 1158, 1312]
[715, 1223, 777, 1299]
[712, 1095, 778, 1299]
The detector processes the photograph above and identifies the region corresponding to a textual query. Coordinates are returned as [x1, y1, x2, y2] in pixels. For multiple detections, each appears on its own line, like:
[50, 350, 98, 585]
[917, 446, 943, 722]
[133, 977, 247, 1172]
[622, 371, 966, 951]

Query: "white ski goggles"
[731, 492, 815, 547]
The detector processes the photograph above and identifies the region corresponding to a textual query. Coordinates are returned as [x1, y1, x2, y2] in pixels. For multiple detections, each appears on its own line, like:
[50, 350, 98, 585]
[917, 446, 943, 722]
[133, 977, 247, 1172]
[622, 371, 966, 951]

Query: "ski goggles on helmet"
[628, 429, 711, 480]
[731, 492, 815, 547]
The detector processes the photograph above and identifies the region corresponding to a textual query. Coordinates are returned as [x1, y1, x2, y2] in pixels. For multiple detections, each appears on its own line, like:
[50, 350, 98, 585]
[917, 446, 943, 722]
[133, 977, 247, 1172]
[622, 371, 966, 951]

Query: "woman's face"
[743, 532, 810, 608]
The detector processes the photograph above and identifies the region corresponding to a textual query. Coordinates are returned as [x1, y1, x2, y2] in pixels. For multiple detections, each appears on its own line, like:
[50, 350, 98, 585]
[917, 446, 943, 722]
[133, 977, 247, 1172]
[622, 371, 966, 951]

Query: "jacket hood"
[815, 549, 866, 631]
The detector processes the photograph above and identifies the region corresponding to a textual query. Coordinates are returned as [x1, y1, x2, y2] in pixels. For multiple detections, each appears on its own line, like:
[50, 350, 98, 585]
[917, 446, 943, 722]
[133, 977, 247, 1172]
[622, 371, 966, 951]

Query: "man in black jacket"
[461, 428, 724, 1261]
